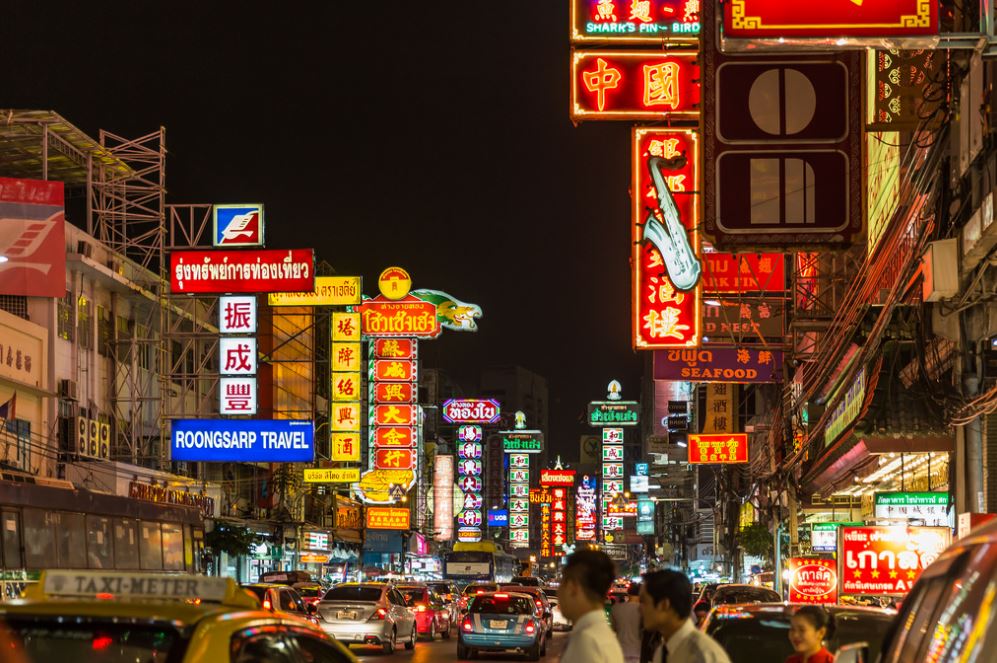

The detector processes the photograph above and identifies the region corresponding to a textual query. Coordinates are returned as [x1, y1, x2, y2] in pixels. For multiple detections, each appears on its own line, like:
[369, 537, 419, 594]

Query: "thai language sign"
[825, 368, 866, 446]
[588, 401, 640, 426]
[268, 275, 361, 306]
[688, 434, 749, 464]
[874, 492, 949, 527]
[654, 348, 782, 382]
[360, 295, 442, 339]
[442, 398, 501, 424]
[572, 51, 700, 120]
[303, 468, 360, 483]
[502, 432, 543, 454]
[703, 299, 784, 344]
[170, 249, 314, 294]
[540, 469, 577, 487]
[840, 526, 950, 596]
[366, 507, 412, 530]
[788, 558, 838, 604]
[171, 419, 314, 462]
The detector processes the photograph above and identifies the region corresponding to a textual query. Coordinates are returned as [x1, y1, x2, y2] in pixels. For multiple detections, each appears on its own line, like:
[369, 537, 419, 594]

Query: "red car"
[398, 583, 452, 641]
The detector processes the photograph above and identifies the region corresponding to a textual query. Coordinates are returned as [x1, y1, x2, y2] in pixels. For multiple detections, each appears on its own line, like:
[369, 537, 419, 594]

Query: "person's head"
[559, 550, 616, 621]
[628, 583, 641, 602]
[789, 606, 836, 655]
[639, 570, 693, 636]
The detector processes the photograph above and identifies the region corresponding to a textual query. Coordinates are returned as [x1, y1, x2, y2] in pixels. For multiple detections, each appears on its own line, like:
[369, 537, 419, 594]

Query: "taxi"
[0, 569, 358, 662]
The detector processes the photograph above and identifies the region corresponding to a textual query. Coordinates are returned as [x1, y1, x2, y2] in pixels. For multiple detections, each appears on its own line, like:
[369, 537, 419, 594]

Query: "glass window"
[469, 596, 534, 614]
[231, 629, 295, 663]
[139, 521, 163, 570]
[287, 629, 352, 663]
[5, 419, 30, 473]
[55, 512, 86, 569]
[113, 518, 139, 570]
[22, 508, 55, 570]
[278, 589, 299, 612]
[399, 588, 427, 606]
[886, 572, 959, 662]
[6, 619, 182, 659]
[85, 515, 113, 569]
[57, 289, 74, 341]
[161, 523, 183, 571]
[1, 511, 20, 568]
[97, 305, 112, 358]
[322, 586, 382, 602]
[77, 295, 92, 351]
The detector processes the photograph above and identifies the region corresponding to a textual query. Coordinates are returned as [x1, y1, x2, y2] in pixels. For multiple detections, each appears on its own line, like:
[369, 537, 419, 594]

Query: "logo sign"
[357, 469, 416, 504]
[378, 266, 412, 300]
[703, 254, 786, 293]
[366, 507, 411, 530]
[502, 433, 543, 454]
[219, 296, 257, 334]
[373, 359, 416, 382]
[171, 419, 314, 462]
[703, 299, 785, 344]
[724, 0, 937, 39]
[211, 204, 263, 247]
[488, 509, 509, 527]
[787, 558, 838, 604]
[458, 425, 483, 443]
[303, 468, 361, 483]
[632, 128, 701, 349]
[374, 382, 414, 403]
[374, 404, 415, 427]
[653, 348, 783, 382]
[374, 448, 415, 470]
[170, 249, 314, 294]
[540, 469, 577, 487]
[360, 296, 442, 339]
[374, 338, 416, 359]
[458, 441, 483, 460]
[268, 275, 361, 306]
[220, 378, 258, 415]
[588, 401, 640, 426]
[442, 398, 501, 424]
[570, 0, 701, 44]
[571, 51, 700, 121]
[874, 492, 950, 528]
[841, 526, 950, 596]
[458, 528, 483, 543]
[811, 522, 862, 553]
[0, 177, 66, 297]
[688, 434, 749, 464]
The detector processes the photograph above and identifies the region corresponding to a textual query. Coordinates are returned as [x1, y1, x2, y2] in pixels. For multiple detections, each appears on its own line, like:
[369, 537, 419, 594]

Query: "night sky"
[2, 2, 641, 455]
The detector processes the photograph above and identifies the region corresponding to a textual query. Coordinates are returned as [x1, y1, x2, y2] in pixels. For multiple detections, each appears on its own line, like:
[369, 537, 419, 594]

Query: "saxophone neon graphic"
[641, 155, 701, 292]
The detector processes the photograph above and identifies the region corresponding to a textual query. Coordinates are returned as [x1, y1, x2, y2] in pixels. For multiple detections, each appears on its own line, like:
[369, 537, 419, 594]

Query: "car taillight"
[535, 599, 543, 609]
[525, 620, 536, 635]
[417, 604, 427, 612]
[462, 617, 473, 633]
[375, 608, 387, 619]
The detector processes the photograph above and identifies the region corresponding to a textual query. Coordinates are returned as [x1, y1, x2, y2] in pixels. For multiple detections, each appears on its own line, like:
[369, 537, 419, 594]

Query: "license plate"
[489, 619, 507, 629]
[337, 610, 357, 620]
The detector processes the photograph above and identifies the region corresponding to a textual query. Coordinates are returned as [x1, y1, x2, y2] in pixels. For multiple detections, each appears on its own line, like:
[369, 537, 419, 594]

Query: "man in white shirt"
[559, 550, 625, 663]
[639, 570, 731, 663]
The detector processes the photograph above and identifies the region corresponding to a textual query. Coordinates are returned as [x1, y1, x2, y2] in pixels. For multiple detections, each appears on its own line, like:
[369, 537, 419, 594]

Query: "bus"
[442, 542, 518, 583]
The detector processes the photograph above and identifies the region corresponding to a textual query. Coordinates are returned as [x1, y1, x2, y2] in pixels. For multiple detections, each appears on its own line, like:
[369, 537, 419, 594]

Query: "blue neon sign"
[171, 419, 314, 462]
[488, 509, 509, 527]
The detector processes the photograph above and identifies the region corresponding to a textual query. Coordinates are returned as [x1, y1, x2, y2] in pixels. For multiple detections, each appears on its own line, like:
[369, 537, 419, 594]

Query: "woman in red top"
[785, 605, 836, 663]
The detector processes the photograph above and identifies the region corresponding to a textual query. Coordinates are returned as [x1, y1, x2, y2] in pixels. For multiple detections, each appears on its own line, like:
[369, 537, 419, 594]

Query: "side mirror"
[834, 642, 870, 663]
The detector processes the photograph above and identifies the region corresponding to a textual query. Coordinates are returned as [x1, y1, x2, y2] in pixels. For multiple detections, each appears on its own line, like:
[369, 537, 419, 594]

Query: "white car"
[548, 596, 572, 631]
[315, 582, 417, 653]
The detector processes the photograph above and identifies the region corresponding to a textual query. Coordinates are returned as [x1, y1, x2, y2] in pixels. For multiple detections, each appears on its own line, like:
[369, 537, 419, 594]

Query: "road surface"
[351, 630, 571, 663]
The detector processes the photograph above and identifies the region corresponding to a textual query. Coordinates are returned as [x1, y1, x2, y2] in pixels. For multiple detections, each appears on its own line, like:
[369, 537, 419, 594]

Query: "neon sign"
[571, 50, 700, 121]
[724, 0, 937, 39]
[632, 128, 701, 349]
[571, 0, 701, 43]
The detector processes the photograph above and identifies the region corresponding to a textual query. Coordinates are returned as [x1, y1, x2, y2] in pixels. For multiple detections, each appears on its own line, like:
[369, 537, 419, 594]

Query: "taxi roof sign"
[35, 571, 235, 604]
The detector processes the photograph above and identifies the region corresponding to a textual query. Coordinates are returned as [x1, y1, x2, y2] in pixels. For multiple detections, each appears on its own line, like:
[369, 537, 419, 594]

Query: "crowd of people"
[559, 550, 835, 663]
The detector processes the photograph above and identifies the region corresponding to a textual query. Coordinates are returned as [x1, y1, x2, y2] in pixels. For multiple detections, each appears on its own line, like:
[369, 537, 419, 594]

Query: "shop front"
[362, 530, 404, 577]
[0, 310, 50, 476]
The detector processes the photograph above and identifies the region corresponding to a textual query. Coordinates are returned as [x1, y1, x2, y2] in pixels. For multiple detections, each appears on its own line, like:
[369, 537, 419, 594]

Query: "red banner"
[572, 50, 700, 121]
[374, 359, 416, 382]
[374, 404, 415, 427]
[170, 249, 314, 294]
[374, 427, 416, 448]
[540, 469, 577, 487]
[366, 507, 411, 530]
[374, 448, 416, 471]
[841, 526, 950, 596]
[725, 0, 938, 38]
[360, 296, 441, 339]
[703, 254, 785, 293]
[374, 382, 415, 403]
[787, 558, 838, 604]
[0, 177, 66, 297]
[374, 338, 416, 359]
[688, 434, 749, 464]
[632, 128, 701, 349]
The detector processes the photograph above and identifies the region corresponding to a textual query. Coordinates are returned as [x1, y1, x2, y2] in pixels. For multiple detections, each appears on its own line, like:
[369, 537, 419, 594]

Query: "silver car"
[315, 582, 417, 654]
[548, 596, 572, 631]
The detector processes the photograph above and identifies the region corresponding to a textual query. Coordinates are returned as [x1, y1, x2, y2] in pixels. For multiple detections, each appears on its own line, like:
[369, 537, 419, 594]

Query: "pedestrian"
[785, 606, 835, 663]
[559, 549, 626, 663]
[611, 583, 643, 663]
[639, 569, 731, 663]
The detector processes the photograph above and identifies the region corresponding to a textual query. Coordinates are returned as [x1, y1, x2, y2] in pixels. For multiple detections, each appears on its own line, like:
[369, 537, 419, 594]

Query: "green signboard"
[811, 521, 863, 553]
[874, 492, 949, 506]
[502, 432, 543, 454]
[588, 401, 640, 426]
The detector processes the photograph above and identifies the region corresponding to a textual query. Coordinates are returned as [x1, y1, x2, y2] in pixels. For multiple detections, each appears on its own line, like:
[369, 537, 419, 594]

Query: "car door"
[284, 626, 354, 663]
[230, 625, 296, 663]
[391, 589, 415, 636]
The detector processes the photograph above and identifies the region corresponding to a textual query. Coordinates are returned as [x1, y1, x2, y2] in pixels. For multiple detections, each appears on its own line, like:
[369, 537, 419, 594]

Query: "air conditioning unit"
[59, 379, 78, 401]
[76, 241, 93, 258]
[97, 422, 111, 460]
[73, 416, 89, 456]
[87, 418, 99, 458]
[923, 239, 959, 302]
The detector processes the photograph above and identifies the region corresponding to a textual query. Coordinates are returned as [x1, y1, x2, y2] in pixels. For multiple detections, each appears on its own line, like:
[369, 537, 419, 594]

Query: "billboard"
[0, 177, 65, 297]
[441, 398, 501, 424]
[433, 456, 455, 541]
[840, 526, 950, 596]
[360, 295, 442, 339]
[540, 469, 577, 487]
[688, 434, 749, 464]
[724, 1, 937, 39]
[588, 401, 640, 426]
[212, 204, 264, 247]
[303, 468, 360, 483]
[874, 492, 949, 528]
[570, 0, 701, 44]
[571, 50, 700, 121]
[171, 419, 314, 462]
[787, 558, 837, 605]
[366, 507, 412, 531]
[654, 347, 783, 382]
[702, 253, 785, 293]
[632, 128, 701, 349]
[170, 249, 315, 294]
[268, 276, 361, 306]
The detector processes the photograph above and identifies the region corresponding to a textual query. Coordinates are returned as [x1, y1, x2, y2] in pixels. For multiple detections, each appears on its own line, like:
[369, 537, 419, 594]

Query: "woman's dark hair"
[793, 606, 836, 641]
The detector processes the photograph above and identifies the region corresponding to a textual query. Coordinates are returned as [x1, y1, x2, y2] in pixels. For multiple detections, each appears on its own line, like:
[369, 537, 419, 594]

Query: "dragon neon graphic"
[641, 155, 701, 292]
[411, 290, 482, 331]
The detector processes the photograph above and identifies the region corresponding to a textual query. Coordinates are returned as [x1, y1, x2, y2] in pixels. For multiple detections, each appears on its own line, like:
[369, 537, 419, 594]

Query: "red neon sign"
[702, 253, 785, 293]
[374, 448, 416, 471]
[374, 382, 414, 404]
[632, 128, 701, 349]
[374, 426, 416, 448]
[360, 296, 441, 339]
[571, 50, 700, 121]
[170, 249, 315, 294]
[374, 404, 415, 427]
[724, 0, 938, 39]
[374, 338, 416, 359]
[540, 470, 577, 487]
[787, 558, 837, 605]
[688, 434, 749, 464]
[374, 359, 415, 382]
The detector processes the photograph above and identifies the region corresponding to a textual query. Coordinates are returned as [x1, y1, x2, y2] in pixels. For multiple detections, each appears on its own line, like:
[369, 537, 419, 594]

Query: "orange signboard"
[375, 382, 415, 403]
[787, 558, 837, 604]
[366, 507, 411, 530]
[374, 359, 416, 382]
[841, 526, 950, 596]
[374, 338, 416, 359]
[688, 434, 748, 464]
[374, 404, 416, 427]
[374, 448, 416, 470]
[360, 295, 441, 339]
[374, 427, 416, 447]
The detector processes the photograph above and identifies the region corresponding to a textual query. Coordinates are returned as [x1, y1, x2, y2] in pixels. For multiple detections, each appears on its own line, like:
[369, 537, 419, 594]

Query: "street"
[349, 631, 571, 663]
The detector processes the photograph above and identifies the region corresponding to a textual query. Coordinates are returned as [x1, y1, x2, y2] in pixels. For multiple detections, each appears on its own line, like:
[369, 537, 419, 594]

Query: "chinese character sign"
[577, 475, 598, 541]
[220, 377, 257, 415]
[633, 128, 701, 349]
[572, 51, 700, 120]
[702, 384, 735, 434]
[571, 0, 702, 44]
[367, 337, 420, 501]
[457, 425, 484, 543]
[219, 338, 257, 375]
[551, 487, 568, 556]
[688, 434, 749, 464]
[509, 453, 531, 549]
[541, 504, 552, 557]
[219, 297, 257, 334]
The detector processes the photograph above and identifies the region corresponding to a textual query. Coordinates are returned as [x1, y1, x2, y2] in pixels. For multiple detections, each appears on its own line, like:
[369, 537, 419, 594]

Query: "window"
[5, 419, 30, 472]
[113, 517, 140, 569]
[161, 522, 183, 571]
[0, 295, 27, 320]
[97, 305, 112, 357]
[230, 628, 295, 663]
[322, 586, 381, 602]
[55, 512, 86, 568]
[57, 289, 74, 341]
[22, 508, 55, 569]
[278, 589, 297, 612]
[77, 295, 92, 350]
[86, 515, 113, 569]
[6, 619, 182, 659]
[140, 520, 163, 570]
[2, 511, 21, 569]
[469, 596, 534, 615]
[287, 629, 353, 663]
[114, 315, 130, 362]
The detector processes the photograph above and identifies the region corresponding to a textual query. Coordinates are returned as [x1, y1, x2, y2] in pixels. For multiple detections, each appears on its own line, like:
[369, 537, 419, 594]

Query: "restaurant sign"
[170, 249, 314, 294]
[702, 253, 785, 293]
[724, 0, 938, 39]
[654, 348, 782, 382]
[268, 275, 361, 306]
[360, 295, 441, 339]
[570, 0, 701, 44]
[787, 558, 837, 604]
[572, 50, 700, 121]
[874, 492, 949, 528]
[366, 507, 412, 531]
[703, 299, 784, 344]
[840, 526, 950, 596]
[587, 401, 640, 426]
[502, 432, 543, 454]
[688, 434, 749, 464]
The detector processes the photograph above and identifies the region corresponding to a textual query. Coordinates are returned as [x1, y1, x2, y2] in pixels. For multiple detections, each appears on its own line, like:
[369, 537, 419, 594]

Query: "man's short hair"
[642, 570, 693, 619]
[563, 550, 616, 602]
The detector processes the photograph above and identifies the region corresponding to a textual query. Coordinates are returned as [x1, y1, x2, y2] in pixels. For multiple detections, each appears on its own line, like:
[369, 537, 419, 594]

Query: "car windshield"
[713, 588, 780, 604]
[470, 596, 534, 614]
[706, 610, 893, 663]
[428, 584, 451, 595]
[242, 586, 268, 603]
[464, 584, 497, 596]
[399, 589, 427, 605]
[295, 586, 323, 598]
[322, 586, 382, 602]
[4, 619, 184, 662]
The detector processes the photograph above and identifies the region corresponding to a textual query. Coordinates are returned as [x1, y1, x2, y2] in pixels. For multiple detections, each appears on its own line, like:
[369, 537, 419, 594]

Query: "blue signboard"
[171, 419, 314, 462]
[488, 509, 509, 527]
[635, 463, 650, 476]
[212, 204, 265, 247]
